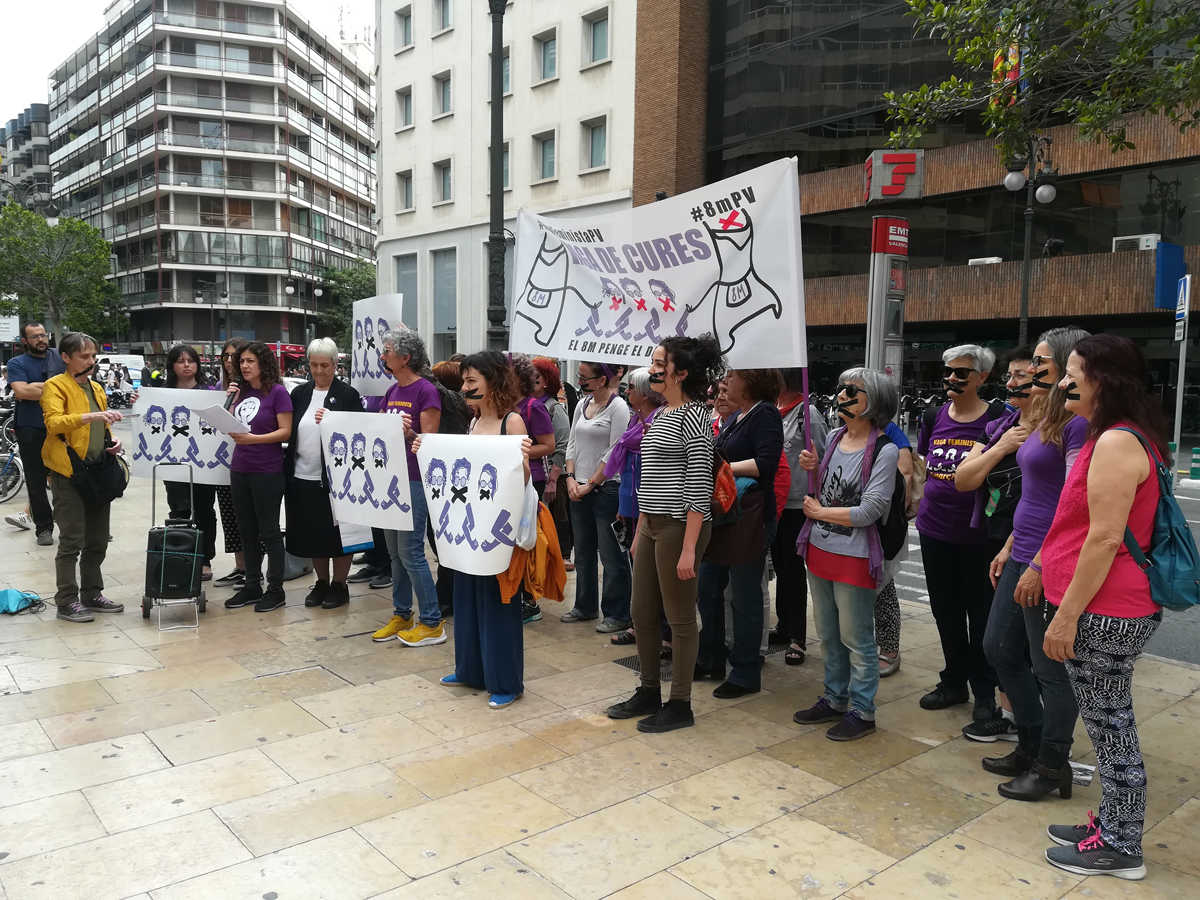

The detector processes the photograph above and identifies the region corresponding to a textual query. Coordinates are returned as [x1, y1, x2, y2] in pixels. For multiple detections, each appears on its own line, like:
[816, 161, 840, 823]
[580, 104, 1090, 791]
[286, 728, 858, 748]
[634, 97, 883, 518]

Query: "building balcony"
[123, 289, 306, 311]
[153, 10, 283, 41]
[155, 50, 283, 80]
[154, 91, 286, 119]
[158, 171, 284, 194]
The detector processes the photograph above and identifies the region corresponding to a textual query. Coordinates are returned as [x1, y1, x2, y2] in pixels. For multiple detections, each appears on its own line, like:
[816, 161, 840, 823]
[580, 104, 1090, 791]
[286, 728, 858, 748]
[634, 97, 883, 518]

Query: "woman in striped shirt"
[607, 335, 724, 734]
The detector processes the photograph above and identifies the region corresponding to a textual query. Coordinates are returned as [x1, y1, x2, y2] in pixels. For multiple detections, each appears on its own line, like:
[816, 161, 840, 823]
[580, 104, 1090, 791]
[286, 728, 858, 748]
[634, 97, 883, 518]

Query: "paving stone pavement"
[1, 460, 1199, 898]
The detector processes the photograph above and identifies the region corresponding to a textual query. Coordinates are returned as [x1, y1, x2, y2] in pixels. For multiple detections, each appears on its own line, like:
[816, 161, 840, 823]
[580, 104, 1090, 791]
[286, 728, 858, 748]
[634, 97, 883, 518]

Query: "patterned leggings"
[874, 579, 901, 656]
[1064, 610, 1161, 856]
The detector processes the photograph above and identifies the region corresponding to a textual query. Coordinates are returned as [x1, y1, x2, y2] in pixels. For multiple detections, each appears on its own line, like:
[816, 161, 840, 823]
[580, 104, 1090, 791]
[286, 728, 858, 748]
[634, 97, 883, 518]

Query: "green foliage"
[319, 261, 377, 350]
[886, 0, 1200, 159]
[0, 202, 115, 338]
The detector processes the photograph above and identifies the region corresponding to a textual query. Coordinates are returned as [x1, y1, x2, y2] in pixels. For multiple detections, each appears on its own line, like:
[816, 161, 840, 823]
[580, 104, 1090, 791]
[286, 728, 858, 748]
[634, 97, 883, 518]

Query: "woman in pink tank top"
[1037, 335, 1169, 882]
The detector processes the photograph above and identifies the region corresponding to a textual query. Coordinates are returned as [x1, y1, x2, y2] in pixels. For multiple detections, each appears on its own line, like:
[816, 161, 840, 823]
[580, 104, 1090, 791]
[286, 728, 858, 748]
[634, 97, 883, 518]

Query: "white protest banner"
[510, 157, 806, 368]
[131, 388, 235, 485]
[350, 294, 406, 396]
[318, 410, 414, 531]
[416, 434, 526, 576]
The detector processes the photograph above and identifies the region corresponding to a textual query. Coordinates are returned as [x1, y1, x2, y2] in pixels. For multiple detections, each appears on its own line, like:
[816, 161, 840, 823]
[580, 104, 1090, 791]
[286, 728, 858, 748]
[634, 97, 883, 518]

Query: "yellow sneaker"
[397, 621, 447, 647]
[372, 615, 413, 642]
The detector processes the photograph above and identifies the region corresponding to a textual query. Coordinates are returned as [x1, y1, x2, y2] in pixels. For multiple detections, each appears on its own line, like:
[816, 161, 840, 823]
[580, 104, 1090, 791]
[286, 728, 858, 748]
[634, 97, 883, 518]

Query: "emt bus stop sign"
[1176, 274, 1191, 343]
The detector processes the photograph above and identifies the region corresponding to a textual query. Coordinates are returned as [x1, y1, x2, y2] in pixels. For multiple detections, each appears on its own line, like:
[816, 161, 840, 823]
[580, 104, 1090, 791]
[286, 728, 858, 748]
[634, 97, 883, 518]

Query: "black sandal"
[610, 628, 637, 646]
[785, 644, 806, 666]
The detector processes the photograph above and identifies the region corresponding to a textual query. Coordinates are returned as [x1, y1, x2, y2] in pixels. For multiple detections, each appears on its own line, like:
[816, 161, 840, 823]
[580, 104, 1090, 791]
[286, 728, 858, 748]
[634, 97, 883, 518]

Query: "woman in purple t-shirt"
[224, 342, 293, 613]
[369, 328, 445, 649]
[979, 327, 1089, 802]
[915, 344, 1008, 718]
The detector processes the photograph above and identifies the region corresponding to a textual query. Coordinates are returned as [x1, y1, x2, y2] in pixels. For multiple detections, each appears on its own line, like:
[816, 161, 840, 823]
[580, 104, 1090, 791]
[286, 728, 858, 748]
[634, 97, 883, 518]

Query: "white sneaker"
[5, 513, 33, 531]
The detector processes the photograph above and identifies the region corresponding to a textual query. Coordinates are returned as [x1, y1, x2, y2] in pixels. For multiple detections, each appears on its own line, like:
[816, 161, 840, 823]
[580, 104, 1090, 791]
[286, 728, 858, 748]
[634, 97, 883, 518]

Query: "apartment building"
[48, 0, 377, 349]
[0, 104, 54, 211]
[375, 0, 634, 360]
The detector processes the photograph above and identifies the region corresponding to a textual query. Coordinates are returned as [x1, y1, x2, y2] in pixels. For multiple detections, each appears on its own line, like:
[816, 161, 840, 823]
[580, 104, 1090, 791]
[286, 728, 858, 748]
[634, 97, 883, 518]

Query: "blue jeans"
[808, 571, 879, 719]
[983, 558, 1078, 756]
[697, 552, 767, 691]
[568, 481, 631, 622]
[383, 480, 440, 626]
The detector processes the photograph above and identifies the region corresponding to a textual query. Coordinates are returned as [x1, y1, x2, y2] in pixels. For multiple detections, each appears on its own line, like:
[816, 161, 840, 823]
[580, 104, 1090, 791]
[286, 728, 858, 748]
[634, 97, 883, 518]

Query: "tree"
[319, 261, 377, 350]
[886, 0, 1200, 159]
[0, 202, 115, 339]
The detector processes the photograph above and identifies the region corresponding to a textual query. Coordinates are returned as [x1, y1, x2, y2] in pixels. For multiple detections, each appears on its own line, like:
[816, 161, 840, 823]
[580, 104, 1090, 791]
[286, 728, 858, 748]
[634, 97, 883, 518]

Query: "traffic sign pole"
[1174, 274, 1191, 485]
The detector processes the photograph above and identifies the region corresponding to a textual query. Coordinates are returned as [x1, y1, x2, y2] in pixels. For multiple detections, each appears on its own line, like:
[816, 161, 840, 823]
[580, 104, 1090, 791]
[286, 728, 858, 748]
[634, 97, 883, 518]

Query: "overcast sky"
[0, 0, 374, 123]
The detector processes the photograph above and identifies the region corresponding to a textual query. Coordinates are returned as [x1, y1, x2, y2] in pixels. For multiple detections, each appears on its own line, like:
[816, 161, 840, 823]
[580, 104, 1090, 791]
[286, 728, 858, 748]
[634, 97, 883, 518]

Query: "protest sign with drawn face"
[350, 294, 406, 397]
[131, 388, 234, 485]
[318, 410, 413, 530]
[416, 433, 526, 576]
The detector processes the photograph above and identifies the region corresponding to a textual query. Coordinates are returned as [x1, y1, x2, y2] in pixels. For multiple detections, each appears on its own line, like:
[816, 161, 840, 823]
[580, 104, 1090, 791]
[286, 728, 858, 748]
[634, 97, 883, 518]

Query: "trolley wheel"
[141, 596, 151, 619]
[198, 592, 207, 614]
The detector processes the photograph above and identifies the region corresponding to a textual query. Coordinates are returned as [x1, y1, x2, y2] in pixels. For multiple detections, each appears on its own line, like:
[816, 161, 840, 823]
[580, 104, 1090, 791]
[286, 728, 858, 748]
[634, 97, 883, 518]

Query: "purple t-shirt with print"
[1010, 416, 1088, 564]
[916, 403, 999, 544]
[231, 383, 293, 473]
[382, 377, 441, 481]
[519, 396, 554, 483]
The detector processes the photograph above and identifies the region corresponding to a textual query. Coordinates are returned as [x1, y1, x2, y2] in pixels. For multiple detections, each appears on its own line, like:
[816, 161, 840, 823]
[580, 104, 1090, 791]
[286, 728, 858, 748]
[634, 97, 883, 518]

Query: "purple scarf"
[603, 406, 659, 479]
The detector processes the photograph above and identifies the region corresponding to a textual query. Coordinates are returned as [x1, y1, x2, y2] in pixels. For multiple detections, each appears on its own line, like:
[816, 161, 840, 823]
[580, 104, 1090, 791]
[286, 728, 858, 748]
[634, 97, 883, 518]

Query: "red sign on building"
[864, 149, 925, 203]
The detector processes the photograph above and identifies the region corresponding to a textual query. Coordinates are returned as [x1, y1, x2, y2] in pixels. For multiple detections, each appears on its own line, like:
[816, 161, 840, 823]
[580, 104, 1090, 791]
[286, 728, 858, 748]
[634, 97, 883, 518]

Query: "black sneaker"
[826, 712, 877, 742]
[1047, 811, 1099, 847]
[607, 686, 662, 720]
[347, 565, 382, 584]
[56, 600, 95, 623]
[637, 699, 694, 733]
[1045, 834, 1145, 881]
[254, 586, 286, 613]
[321, 581, 350, 609]
[793, 698, 845, 725]
[214, 568, 246, 586]
[82, 594, 124, 614]
[368, 572, 394, 589]
[224, 584, 262, 609]
[522, 600, 542, 624]
[919, 683, 970, 710]
[304, 579, 330, 608]
[962, 714, 1019, 743]
[713, 680, 758, 699]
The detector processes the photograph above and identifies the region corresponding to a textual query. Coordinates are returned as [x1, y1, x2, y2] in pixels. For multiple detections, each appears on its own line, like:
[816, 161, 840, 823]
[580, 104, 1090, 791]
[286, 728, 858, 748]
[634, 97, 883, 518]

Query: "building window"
[397, 170, 413, 211]
[395, 6, 412, 49]
[584, 7, 609, 64]
[534, 29, 557, 83]
[395, 253, 418, 328]
[582, 116, 607, 170]
[533, 131, 556, 182]
[433, 0, 452, 33]
[491, 141, 510, 190]
[502, 46, 510, 96]
[396, 87, 412, 128]
[434, 159, 452, 202]
[433, 71, 452, 116]
[432, 247, 457, 361]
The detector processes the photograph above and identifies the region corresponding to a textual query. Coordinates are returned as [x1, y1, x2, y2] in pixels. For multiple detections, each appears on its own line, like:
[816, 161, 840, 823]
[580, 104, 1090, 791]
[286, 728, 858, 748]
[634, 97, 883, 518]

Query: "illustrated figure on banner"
[318, 409, 414, 531]
[373, 438, 410, 512]
[688, 207, 782, 354]
[327, 431, 352, 499]
[353, 319, 365, 380]
[514, 233, 594, 346]
[350, 296, 408, 396]
[374, 317, 390, 378]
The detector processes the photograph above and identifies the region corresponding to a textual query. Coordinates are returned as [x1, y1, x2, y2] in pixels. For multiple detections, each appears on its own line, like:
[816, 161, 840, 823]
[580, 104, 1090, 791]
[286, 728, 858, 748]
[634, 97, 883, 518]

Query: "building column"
[631, 0, 710, 207]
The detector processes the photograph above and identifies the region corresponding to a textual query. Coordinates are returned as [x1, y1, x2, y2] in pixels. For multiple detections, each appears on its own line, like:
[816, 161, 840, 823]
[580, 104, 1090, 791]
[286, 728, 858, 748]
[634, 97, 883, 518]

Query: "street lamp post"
[1004, 136, 1058, 346]
[312, 286, 323, 343]
[486, 0, 510, 351]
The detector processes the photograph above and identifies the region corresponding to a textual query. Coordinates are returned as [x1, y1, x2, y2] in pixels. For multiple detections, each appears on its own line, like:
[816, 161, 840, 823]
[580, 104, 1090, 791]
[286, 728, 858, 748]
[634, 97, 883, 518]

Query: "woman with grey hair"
[915, 343, 1009, 719]
[792, 368, 899, 740]
[370, 328, 445, 646]
[286, 337, 363, 609]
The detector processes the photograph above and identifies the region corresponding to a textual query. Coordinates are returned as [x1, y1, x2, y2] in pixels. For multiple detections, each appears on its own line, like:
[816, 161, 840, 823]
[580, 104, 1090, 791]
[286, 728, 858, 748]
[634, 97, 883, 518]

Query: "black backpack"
[869, 434, 909, 561]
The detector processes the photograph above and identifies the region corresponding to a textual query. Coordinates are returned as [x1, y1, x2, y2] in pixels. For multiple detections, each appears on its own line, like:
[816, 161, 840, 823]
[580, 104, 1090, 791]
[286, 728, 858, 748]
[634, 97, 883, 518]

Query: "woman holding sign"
[412, 350, 532, 709]
[163, 343, 218, 581]
[224, 342, 293, 613]
[286, 338, 363, 610]
[607, 336, 723, 733]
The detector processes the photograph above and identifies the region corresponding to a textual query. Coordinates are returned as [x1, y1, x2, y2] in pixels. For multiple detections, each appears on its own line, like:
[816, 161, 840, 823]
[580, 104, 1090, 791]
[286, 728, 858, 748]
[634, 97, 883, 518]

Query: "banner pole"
[801, 366, 816, 495]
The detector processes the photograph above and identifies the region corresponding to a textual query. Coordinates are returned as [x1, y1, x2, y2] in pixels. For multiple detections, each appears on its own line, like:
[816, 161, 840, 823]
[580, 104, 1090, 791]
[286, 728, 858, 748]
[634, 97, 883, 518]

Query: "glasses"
[943, 366, 976, 380]
[1030, 355, 1050, 369]
[578, 373, 605, 383]
[836, 383, 864, 398]
[222, 353, 237, 359]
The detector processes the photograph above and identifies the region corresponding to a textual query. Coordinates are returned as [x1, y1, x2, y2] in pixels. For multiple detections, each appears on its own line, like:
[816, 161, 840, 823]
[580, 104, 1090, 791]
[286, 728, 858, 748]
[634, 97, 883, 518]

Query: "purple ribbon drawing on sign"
[456, 502, 479, 549]
[480, 509, 516, 552]
[209, 442, 231, 469]
[381, 475, 411, 513]
[184, 436, 205, 468]
[435, 500, 454, 542]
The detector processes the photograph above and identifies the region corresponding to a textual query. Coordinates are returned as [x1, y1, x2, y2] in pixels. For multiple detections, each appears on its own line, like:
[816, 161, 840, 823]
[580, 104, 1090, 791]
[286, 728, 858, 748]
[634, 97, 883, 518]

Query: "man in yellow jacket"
[41, 332, 127, 623]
